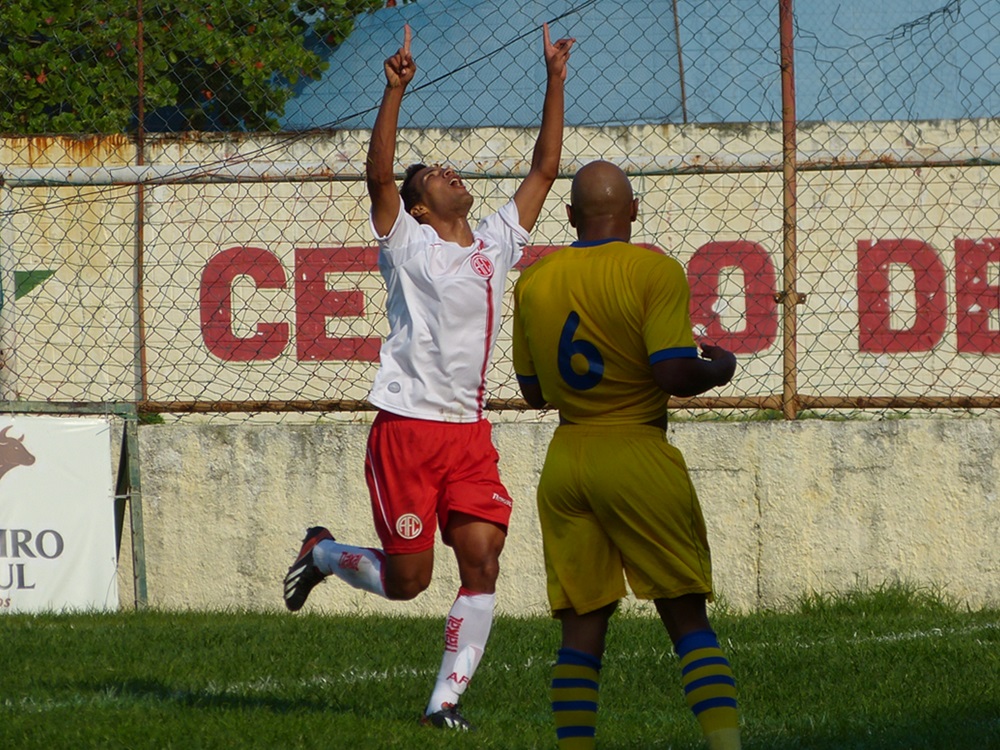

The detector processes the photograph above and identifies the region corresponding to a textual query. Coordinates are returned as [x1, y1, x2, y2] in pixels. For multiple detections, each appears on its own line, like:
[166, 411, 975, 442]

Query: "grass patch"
[1, 585, 998, 749]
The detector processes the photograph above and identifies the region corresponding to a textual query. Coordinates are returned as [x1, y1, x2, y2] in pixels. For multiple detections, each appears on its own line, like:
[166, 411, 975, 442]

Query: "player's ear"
[410, 204, 429, 219]
[566, 204, 576, 228]
[630, 197, 638, 222]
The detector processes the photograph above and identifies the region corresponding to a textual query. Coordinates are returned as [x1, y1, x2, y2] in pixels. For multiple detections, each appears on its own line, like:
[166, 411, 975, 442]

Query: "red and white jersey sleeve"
[368, 196, 529, 422]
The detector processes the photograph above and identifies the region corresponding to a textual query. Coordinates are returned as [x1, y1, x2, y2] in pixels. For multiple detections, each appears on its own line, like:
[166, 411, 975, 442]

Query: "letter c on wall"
[200, 246, 289, 361]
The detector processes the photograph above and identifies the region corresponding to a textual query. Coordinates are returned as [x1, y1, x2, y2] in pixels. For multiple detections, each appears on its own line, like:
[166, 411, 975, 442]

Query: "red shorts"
[364, 411, 514, 554]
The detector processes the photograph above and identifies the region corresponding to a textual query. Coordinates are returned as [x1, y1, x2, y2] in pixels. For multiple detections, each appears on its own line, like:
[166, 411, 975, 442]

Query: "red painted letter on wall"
[295, 247, 381, 362]
[857, 239, 946, 353]
[687, 241, 778, 354]
[956, 238, 1000, 354]
[201, 246, 289, 361]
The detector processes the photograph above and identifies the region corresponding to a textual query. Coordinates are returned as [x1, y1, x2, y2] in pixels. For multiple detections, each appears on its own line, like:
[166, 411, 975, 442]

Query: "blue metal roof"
[279, 0, 998, 131]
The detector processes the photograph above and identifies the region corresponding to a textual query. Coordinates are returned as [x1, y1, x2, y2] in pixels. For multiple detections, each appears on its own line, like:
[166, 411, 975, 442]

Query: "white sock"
[312, 539, 387, 597]
[425, 589, 496, 714]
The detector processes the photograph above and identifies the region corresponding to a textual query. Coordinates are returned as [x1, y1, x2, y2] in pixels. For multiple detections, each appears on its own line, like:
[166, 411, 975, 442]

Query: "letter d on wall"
[858, 239, 947, 353]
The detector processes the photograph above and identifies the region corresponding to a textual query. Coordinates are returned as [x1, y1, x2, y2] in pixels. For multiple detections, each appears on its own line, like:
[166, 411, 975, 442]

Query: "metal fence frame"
[3, 1, 1000, 419]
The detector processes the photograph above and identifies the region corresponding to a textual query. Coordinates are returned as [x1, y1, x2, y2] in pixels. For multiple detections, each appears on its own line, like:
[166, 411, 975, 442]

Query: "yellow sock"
[675, 630, 741, 750]
[550, 647, 601, 749]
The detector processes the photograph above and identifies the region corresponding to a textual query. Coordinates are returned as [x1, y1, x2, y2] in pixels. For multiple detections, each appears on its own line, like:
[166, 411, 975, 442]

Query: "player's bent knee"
[382, 563, 432, 600]
[456, 555, 500, 591]
[384, 576, 429, 601]
[382, 550, 434, 600]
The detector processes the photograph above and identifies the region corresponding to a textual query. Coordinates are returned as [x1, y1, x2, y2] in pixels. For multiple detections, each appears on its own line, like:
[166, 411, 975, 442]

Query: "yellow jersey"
[512, 240, 698, 424]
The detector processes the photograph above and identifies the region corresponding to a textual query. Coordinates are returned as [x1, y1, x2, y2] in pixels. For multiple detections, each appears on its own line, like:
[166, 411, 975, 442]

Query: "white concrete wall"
[122, 417, 1000, 615]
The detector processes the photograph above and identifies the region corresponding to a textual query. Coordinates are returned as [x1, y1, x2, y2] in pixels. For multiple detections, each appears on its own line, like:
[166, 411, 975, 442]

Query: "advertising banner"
[0, 416, 119, 613]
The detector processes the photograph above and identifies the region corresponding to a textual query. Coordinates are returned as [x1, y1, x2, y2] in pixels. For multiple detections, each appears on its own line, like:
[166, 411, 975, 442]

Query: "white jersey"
[368, 196, 529, 422]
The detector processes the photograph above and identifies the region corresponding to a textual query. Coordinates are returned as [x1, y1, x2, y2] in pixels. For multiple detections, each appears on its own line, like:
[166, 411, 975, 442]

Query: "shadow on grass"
[738, 703, 1000, 750]
[29, 680, 1000, 750]
[539, 699, 1000, 750]
[72, 677, 343, 715]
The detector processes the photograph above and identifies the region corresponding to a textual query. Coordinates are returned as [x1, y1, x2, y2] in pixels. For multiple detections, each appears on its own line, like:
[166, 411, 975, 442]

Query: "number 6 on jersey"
[557, 311, 604, 390]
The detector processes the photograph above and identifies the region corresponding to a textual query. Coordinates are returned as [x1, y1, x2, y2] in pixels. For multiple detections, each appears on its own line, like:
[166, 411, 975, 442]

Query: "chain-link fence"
[2, 0, 999, 421]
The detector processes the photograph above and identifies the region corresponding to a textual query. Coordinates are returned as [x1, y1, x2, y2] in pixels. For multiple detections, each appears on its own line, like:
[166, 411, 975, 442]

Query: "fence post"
[116, 404, 148, 609]
[134, 0, 150, 403]
[779, 0, 801, 419]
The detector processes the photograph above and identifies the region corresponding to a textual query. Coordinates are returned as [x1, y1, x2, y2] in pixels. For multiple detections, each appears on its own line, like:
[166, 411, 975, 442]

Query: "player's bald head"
[570, 160, 634, 220]
[567, 161, 637, 241]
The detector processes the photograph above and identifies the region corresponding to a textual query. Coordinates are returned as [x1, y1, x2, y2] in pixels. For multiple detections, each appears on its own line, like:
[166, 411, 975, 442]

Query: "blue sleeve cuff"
[516, 373, 540, 385]
[649, 346, 699, 364]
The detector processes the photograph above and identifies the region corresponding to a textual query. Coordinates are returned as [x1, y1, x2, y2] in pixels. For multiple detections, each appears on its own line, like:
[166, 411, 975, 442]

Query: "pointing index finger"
[542, 21, 551, 48]
[403, 23, 412, 54]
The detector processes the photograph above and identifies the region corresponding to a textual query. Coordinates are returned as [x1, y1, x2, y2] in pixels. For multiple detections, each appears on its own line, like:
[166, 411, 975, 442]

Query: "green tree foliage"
[0, 0, 392, 133]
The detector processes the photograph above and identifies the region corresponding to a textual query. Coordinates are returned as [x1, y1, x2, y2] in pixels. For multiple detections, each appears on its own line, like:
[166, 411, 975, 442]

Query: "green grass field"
[2, 585, 998, 749]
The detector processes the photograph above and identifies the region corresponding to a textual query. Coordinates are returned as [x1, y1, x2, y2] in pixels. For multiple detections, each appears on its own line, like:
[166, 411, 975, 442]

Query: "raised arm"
[367, 24, 416, 237]
[512, 23, 574, 232]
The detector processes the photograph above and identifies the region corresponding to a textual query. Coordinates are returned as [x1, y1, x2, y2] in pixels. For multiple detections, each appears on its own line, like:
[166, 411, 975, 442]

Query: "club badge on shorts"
[395, 513, 422, 539]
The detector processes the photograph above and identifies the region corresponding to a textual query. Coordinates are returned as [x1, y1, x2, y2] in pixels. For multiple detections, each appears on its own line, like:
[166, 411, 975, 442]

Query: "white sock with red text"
[312, 539, 387, 597]
[425, 588, 496, 714]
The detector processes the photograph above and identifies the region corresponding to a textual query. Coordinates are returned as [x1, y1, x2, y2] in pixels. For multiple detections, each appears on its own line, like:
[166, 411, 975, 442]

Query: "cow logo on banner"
[0, 426, 35, 481]
[0, 416, 118, 612]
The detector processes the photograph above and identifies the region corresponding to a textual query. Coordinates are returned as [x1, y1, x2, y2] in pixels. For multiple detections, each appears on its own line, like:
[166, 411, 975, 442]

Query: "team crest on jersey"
[470, 253, 494, 278]
[395, 513, 422, 539]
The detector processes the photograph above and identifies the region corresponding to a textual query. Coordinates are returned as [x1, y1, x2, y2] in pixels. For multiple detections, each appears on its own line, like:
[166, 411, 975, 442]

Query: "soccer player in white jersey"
[283, 21, 574, 731]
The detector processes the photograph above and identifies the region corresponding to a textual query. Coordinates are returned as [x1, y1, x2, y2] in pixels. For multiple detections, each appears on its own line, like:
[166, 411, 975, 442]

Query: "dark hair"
[400, 163, 427, 214]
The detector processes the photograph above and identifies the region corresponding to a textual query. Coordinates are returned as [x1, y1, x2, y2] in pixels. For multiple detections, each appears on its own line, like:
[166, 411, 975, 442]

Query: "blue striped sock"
[550, 647, 601, 749]
[675, 629, 741, 749]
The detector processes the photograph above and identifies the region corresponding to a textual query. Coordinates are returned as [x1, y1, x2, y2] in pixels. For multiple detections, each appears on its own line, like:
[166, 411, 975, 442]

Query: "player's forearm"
[529, 73, 566, 182]
[518, 379, 547, 409]
[366, 86, 406, 190]
[653, 356, 735, 398]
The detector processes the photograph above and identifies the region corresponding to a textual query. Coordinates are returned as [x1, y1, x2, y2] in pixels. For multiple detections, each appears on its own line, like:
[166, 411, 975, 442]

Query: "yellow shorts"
[537, 423, 714, 615]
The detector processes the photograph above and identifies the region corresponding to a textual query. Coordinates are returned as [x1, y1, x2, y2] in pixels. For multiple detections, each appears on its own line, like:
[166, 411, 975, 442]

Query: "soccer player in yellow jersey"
[512, 160, 742, 750]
